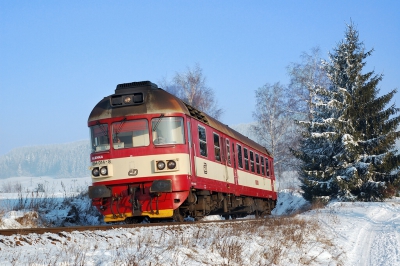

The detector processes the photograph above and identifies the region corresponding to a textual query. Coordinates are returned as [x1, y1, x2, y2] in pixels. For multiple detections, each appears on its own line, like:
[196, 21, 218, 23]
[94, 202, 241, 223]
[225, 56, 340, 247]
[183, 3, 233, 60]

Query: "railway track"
[0, 217, 263, 236]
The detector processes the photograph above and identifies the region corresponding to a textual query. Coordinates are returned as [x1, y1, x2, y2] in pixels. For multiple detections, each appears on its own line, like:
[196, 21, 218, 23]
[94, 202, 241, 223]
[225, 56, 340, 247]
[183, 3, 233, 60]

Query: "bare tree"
[251, 48, 329, 188]
[286, 47, 330, 121]
[161, 64, 223, 120]
[158, 76, 181, 97]
[252, 82, 300, 178]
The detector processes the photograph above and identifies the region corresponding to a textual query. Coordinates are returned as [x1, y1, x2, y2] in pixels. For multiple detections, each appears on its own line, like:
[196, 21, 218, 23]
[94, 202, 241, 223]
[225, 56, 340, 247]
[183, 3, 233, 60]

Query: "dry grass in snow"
[0, 216, 344, 266]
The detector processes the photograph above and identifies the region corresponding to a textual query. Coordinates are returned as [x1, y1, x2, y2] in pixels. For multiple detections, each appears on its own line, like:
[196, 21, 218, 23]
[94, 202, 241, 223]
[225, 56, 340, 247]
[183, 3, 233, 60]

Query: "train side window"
[244, 148, 249, 171]
[266, 157, 270, 176]
[250, 151, 255, 173]
[198, 125, 207, 157]
[152, 117, 185, 145]
[226, 139, 231, 165]
[261, 157, 265, 176]
[237, 144, 243, 169]
[269, 159, 272, 176]
[256, 154, 260, 174]
[213, 133, 221, 162]
[187, 121, 191, 144]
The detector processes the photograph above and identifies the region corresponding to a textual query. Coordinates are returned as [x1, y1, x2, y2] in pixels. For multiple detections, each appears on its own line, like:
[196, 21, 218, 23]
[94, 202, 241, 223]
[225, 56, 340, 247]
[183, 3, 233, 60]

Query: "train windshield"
[152, 117, 185, 145]
[112, 119, 150, 149]
[90, 124, 110, 153]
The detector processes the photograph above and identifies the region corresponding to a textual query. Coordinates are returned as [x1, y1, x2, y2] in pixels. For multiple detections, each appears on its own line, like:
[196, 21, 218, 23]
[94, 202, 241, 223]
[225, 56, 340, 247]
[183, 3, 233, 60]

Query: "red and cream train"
[88, 81, 277, 222]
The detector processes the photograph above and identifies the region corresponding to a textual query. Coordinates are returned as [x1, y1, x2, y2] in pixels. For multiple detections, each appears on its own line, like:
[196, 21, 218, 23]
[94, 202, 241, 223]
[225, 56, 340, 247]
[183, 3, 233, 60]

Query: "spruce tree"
[293, 72, 350, 201]
[295, 23, 400, 202]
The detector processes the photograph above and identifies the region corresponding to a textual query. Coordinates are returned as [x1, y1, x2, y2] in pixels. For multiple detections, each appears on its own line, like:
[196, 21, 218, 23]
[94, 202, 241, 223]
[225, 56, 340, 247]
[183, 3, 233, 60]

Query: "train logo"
[128, 169, 138, 176]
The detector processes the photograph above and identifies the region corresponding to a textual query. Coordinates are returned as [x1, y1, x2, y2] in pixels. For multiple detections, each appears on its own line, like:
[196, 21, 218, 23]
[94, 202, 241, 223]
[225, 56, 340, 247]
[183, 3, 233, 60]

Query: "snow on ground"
[316, 199, 400, 266]
[0, 176, 100, 228]
[272, 189, 310, 215]
[0, 177, 400, 265]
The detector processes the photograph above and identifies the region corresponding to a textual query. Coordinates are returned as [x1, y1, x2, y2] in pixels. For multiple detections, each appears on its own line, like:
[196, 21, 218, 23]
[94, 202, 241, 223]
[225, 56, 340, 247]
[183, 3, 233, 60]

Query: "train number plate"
[92, 160, 111, 166]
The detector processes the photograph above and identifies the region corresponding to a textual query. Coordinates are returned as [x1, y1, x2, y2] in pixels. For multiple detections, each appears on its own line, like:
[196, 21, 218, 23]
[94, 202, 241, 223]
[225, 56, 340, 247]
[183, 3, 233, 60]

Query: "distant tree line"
[0, 141, 90, 178]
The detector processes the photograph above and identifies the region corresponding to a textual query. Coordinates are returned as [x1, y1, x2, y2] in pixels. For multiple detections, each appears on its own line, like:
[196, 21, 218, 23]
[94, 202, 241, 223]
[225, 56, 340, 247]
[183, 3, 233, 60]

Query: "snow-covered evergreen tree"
[293, 76, 349, 201]
[294, 23, 400, 202]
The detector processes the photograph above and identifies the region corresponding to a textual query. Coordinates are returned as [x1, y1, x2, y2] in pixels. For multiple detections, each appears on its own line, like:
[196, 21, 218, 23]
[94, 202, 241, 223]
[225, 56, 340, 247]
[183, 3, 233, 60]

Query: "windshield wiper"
[114, 117, 127, 140]
[96, 121, 109, 141]
[152, 114, 165, 132]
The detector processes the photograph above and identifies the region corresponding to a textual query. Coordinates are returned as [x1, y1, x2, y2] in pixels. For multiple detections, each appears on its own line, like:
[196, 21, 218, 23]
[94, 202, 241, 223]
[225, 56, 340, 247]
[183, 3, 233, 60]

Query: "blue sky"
[1, 1, 399, 155]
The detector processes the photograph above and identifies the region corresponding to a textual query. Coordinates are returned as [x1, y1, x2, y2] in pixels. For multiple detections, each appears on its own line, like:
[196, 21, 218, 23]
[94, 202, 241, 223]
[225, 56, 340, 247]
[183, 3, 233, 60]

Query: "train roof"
[88, 81, 272, 157]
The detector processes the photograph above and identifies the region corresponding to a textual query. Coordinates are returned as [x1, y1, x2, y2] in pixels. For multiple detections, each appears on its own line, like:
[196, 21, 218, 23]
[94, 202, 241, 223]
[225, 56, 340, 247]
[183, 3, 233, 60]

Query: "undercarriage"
[172, 189, 276, 222]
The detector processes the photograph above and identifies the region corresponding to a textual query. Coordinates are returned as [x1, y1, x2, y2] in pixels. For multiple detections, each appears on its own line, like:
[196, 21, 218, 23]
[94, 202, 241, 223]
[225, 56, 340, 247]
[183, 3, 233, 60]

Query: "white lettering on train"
[92, 155, 103, 160]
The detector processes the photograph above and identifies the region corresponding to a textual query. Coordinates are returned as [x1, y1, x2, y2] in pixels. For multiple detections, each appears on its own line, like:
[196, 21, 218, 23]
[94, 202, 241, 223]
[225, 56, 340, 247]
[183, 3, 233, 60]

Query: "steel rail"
[0, 217, 272, 237]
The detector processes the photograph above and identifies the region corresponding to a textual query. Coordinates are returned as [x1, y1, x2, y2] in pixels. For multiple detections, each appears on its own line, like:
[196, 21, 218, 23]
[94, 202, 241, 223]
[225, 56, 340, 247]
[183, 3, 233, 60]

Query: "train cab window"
[213, 133, 221, 162]
[90, 123, 110, 153]
[250, 151, 255, 172]
[226, 139, 231, 165]
[237, 144, 243, 169]
[261, 157, 265, 176]
[152, 117, 185, 145]
[112, 119, 149, 149]
[244, 148, 249, 171]
[266, 158, 270, 177]
[198, 125, 207, 157]
[256, 154, 260, 174]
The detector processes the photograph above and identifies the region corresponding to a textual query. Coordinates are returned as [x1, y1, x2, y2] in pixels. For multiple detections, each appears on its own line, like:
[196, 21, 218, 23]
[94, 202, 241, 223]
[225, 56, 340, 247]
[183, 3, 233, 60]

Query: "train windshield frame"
[151, 116, 185, 145]
[90, 123, 110, 153]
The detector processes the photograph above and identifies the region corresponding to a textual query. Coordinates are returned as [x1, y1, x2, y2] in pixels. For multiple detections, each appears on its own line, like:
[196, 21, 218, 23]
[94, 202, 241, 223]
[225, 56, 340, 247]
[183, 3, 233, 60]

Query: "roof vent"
[184, 103, 209, 125]
[115, 81, 158, 94]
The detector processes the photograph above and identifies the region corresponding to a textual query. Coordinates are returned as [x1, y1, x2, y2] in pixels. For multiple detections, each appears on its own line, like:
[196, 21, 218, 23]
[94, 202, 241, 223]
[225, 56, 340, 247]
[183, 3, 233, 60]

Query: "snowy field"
[0, 177, 399, 265]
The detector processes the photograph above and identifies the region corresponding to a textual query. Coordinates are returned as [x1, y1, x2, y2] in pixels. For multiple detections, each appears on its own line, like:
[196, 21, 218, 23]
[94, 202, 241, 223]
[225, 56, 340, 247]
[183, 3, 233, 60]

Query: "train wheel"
[260, 211, 269, 218]
[173, 209, 184, 222]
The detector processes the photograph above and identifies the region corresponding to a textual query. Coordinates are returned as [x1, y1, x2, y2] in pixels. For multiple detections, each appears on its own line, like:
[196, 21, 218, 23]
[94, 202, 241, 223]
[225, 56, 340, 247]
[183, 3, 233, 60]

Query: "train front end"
[87, 81, 191, 223]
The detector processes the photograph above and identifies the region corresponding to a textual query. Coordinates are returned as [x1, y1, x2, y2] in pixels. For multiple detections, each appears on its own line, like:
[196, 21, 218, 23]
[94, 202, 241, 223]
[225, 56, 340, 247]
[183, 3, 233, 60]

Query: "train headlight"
[123, 96, 132, 104]
[92, 167, 100, 177]
[167, 160, 176, 169]
[156, 161, 166, 170]
[100, 166, 108, 176]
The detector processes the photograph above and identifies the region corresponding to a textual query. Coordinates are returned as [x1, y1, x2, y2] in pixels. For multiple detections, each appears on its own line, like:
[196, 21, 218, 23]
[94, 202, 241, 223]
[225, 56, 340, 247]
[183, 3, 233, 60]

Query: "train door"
[231, 142, 238, 186]
[222, 137, 236, 186]
[270, 158, 276, 192]
[220, 136, 228, 183]
[186, 118, 194, 178]
[186, 118, 193, 176]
